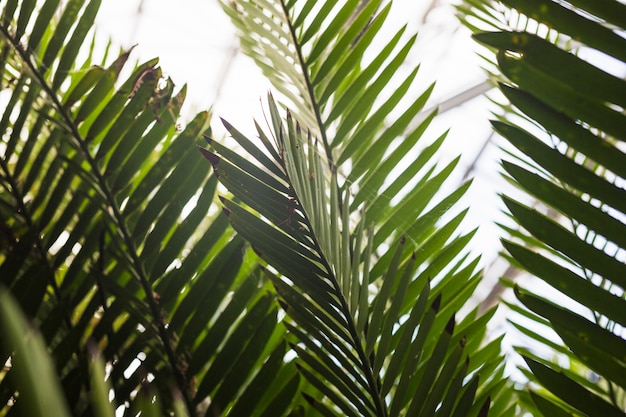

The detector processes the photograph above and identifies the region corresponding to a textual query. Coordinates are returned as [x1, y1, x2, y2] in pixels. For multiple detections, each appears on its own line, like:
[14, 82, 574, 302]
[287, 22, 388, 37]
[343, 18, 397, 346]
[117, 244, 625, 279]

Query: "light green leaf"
[0, 288, 71, 417]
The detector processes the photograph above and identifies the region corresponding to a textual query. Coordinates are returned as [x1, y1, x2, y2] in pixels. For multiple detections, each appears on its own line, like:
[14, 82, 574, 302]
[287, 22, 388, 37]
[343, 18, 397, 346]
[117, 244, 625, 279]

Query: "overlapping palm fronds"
[0, 1, 291, 415]
[204, 0, 513, 415]
[459, 1, 626, 416]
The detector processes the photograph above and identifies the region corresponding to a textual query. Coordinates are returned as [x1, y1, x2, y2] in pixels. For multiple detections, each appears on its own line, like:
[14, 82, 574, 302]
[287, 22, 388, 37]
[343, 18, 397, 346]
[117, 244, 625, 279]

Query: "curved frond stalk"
[462, 0, 626, 415]
[0, 1, 289, 415]
[213, 1, 512, 415]
[221, 0, 438, 203]
[204, 93, 506, 416]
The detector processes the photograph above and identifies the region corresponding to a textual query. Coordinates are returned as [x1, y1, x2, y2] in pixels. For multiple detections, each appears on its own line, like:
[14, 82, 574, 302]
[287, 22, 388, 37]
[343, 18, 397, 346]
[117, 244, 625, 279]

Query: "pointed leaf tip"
[198, 147, 220, 165]
[445, 314, 456, 334]
[432, 293, 442, 312]
[220, 117, 234, 131]
[302, 393, 316, 405]
[513, 284, 523, 299]
[202, 133, 213, 144]
[477, 396, 491, 417]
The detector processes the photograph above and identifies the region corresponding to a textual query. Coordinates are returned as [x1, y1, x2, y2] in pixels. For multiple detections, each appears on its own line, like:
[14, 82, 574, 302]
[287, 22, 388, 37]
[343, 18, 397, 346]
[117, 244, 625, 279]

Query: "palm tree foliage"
[459, 0, 626, 416]
[203, 0, 512, 415]
[0, 0, 295, 416]
[0, 0, 518, 416]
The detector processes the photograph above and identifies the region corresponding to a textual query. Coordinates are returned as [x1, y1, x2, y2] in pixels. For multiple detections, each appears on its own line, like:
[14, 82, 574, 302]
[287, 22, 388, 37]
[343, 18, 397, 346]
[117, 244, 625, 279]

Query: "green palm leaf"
[205, 93, 501, 415]
[0, 1, 293, 415]
[210, 0, 515, 414]
[460, 0, 626, 415]
[0, 288, 73, 417]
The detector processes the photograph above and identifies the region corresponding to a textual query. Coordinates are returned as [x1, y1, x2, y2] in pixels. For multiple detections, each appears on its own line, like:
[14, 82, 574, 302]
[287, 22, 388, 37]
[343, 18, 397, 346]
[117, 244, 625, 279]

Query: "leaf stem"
[284, 160, 387, 416]
[0, 25, 194, 414]
[272, 4, 387, 413]
[323, 255, 388, 417]
[279, 0, 336, 174]
[0, 29, 68, 325]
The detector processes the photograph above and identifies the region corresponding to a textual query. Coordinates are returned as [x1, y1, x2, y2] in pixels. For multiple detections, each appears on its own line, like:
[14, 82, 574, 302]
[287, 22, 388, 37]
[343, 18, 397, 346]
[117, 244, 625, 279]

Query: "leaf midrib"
[0, 23, 195, 414]
[278, 0, 335, 173]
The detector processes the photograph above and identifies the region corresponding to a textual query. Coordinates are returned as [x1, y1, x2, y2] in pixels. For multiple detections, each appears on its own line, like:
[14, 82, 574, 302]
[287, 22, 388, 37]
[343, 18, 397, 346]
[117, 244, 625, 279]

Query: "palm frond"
[211, 0, 515, 415]
[221, 0, 432, 183]
[0, 1, 290, 415]
[460, 0, 626, 415]
[204, 90, 505, 415]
